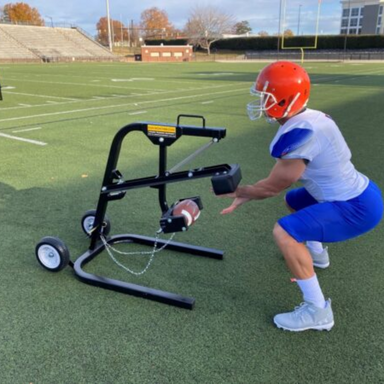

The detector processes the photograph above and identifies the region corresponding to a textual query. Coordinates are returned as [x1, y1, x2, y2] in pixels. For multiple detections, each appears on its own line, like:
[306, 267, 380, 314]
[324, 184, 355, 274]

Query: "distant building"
[340, 0, 384, 35]
[141, 45, 193, 62]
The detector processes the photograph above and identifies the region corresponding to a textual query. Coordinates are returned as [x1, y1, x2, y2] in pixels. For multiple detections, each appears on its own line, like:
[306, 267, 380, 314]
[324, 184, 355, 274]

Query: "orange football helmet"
[247, 61, 311, 122]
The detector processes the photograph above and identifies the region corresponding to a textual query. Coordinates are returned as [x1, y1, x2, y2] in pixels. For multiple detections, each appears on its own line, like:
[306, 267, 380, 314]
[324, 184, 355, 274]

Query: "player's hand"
[220, 197, 250, 215]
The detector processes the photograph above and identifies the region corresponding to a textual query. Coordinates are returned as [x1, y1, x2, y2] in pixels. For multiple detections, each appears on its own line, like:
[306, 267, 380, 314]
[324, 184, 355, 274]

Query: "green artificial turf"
[0, 61, 383, 383]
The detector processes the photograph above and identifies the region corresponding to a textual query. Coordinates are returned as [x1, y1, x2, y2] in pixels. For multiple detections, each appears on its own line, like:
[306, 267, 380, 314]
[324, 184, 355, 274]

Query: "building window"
[359, 18, 363, 26]
[173, 52, 183, 57]
[378, 16, 382, 26]
[376, 26, 381, 34]
[351, 8, 359, 17]
[341, 19, 348, 27]
[162, 52, 171, 57]
[349, 28, 357, 35]
[358, 28, 362, 35]
[150, 52, 160, 57]
[342, 8, 350, 17]
[340, 28, 347, 34]
[379, 6, 383, 15]
[360, 7, 364, 16]
[350, 18, 358, 27]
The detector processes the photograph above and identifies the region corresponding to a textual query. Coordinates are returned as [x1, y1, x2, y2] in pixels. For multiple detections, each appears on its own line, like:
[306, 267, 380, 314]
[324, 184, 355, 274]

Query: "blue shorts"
[278, 181, 383, 243]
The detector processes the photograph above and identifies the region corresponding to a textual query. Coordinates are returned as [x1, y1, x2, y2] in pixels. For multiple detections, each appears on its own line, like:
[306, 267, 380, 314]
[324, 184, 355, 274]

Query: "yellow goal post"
[280, 0, 322, 63]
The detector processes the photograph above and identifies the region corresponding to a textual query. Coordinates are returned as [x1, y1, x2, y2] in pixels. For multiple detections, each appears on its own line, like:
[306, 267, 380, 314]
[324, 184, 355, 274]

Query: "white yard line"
[4, 91, 78, 101]
[0, 87, 247, 123]
[12, 127, 42, 133]
[129, 111, 147, 115]
[201, 101, 214, 104]
[0, 83, 243, 112]
[0, 133, 46, 146]
[5, 77, 167, 92]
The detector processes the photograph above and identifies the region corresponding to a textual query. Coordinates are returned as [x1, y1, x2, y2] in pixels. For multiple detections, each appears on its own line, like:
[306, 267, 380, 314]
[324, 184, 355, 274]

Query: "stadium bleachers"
[0, 24, 114, 62]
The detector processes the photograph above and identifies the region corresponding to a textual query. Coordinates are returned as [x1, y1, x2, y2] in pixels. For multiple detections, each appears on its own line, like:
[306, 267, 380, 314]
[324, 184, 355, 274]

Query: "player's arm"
[220, 159, 306, 214]
[237, 158, 306, 199]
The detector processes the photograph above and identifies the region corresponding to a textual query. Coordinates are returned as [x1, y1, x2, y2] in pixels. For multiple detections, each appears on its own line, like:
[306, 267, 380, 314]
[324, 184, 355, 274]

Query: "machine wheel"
[35, 237, 70, 272]
[81, 209, 111, 237]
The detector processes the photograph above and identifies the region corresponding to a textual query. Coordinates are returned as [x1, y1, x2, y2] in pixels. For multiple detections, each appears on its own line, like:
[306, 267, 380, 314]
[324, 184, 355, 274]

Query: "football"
[172, 199, 200, 227]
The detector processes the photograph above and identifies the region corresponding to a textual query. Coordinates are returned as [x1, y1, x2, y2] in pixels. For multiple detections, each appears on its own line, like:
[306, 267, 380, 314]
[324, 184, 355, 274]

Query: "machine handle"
[177, 114, 206, 128]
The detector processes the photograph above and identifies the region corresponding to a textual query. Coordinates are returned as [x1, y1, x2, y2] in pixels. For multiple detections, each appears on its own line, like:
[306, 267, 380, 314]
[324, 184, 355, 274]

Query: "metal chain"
[100, 231, 176, 276]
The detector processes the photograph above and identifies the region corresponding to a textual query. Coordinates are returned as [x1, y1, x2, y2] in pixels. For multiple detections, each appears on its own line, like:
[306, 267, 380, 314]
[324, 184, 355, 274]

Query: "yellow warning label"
[147, 124, 176, 138]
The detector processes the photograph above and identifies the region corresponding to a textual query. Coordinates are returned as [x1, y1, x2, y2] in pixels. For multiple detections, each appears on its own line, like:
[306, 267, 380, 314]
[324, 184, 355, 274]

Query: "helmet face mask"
[247, 87, 278, 122]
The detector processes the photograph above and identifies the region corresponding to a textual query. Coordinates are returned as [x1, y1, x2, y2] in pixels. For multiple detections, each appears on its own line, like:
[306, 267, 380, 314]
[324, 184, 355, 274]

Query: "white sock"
[306, 241, 324, 254]
[296, 274, 326, 308]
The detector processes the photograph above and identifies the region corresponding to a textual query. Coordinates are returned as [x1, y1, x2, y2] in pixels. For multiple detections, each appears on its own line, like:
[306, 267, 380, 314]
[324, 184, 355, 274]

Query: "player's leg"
[285, 188, 329, 268]
[272, 181, 383, 331]
[272, 223, 333, 332]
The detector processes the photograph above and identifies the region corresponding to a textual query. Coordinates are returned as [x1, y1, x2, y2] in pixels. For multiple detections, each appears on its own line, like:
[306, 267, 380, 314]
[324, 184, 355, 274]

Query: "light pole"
[277, 0, 283, 54]
[106, 0, 113, 52]
[297, 4, 302, 36]
[343, 0, 351, 60]
[47, 16, 53, 28]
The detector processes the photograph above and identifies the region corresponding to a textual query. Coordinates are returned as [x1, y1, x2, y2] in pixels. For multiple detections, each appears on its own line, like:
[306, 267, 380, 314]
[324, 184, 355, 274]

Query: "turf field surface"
[0, 61, 383, 383]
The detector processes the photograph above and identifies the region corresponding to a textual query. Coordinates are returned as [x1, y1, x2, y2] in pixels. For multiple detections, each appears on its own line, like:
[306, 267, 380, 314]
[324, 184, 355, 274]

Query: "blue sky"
[6, 0, 342, 37]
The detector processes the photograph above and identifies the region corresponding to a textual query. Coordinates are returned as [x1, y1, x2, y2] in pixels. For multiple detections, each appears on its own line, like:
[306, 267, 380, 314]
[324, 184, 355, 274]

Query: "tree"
[233, 20, 252, 35]
[258, 30, 269, 37]
[140, 7, 175, 39]
[96, 17, 129, 47]
[2, 2, 44, 26]
[284, 29, 294, 37]
[184, 5, 235, 55]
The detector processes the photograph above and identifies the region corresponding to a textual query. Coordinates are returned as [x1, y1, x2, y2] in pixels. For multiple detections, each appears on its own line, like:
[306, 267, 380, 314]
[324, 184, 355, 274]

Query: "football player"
[220, 61, 383, 332]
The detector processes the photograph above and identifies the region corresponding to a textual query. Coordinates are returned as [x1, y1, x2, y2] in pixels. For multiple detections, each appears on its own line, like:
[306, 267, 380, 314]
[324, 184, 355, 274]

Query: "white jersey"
[269, 108, 369, 202]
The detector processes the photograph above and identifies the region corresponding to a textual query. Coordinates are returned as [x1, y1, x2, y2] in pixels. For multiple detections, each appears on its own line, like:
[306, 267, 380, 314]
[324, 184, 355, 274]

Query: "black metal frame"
[73, 117, 235, 309]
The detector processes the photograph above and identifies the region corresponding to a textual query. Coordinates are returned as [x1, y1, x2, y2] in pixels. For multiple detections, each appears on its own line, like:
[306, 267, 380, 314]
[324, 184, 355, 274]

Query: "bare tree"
[184, 5, 235, 55]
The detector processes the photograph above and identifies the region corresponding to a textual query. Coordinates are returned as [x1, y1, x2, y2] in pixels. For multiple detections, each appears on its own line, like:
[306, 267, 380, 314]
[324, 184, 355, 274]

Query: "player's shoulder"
[271, 110, 317, 158]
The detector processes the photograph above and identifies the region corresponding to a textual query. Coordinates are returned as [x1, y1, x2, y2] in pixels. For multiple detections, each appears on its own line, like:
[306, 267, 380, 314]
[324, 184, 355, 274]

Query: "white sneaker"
[274, 299, 334, 332]
[308, 247, 330, 269]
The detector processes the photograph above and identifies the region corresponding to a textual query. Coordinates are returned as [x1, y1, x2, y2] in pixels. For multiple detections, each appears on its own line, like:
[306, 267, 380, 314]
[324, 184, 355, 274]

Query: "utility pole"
[297, 4, 302, 36]
[106, 0, 112, 52]
[277, 0, 283, 55]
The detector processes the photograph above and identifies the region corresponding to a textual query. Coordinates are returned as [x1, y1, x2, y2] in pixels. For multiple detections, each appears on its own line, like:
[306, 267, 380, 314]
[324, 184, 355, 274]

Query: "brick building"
[140, 45, 193, 62]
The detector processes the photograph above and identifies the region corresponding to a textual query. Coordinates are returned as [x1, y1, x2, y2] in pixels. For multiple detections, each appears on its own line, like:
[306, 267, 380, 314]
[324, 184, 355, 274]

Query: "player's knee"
[273, 223, 290, 247]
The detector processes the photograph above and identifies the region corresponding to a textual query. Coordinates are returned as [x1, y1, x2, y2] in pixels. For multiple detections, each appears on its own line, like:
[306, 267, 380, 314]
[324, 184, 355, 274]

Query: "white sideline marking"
[201, 101, 214, 105]
[0, 133, 46, 146]
[12, 127, 42, 133]
[2, 86, 16, 90]
[18, 103, 31, 107]
[0, 87, 247, 123]
[129, 111, 147, 115]
[46, 101, 58, 104]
